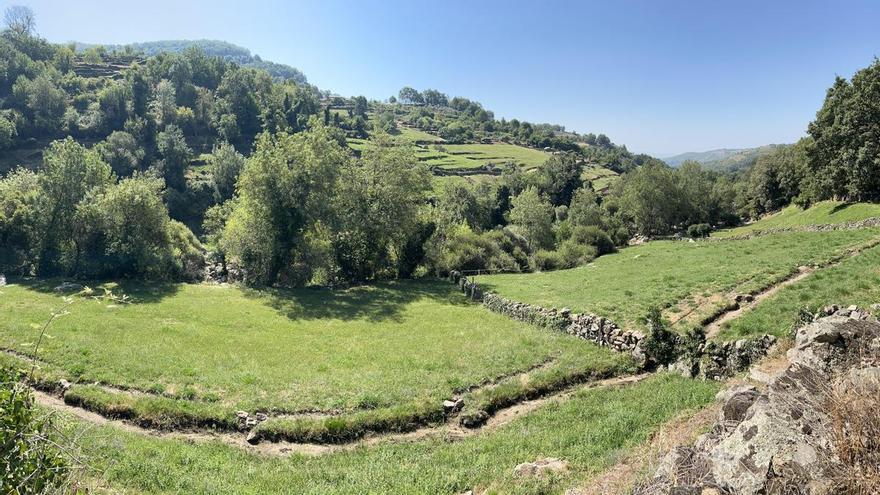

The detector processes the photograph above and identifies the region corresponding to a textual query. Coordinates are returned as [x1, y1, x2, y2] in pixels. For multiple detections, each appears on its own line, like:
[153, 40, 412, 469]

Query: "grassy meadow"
[582, 165, 619, 193]
[61, 373, 718, 495]
[416, 143, 550, 171]
[0, 279, 630, 434]
[713, 201, 880, 238]
[479, 228, 880, 329]
[718, 243, 880, 339]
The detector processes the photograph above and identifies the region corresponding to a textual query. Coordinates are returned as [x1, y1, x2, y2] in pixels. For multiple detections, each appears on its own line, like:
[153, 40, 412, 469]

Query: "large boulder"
[637, 311, 880, 494]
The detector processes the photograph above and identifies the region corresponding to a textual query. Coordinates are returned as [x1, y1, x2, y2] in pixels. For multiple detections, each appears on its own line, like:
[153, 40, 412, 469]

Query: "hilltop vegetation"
[75, 39, 309, 83]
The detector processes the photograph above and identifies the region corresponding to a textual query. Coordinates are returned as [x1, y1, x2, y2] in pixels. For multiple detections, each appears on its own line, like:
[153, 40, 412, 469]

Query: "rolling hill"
[74, 39, 308, 84]
[663, 144, 785, 171]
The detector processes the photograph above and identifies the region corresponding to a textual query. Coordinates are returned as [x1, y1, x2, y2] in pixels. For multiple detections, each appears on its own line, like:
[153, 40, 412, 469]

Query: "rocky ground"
[636, 306, 880, 494]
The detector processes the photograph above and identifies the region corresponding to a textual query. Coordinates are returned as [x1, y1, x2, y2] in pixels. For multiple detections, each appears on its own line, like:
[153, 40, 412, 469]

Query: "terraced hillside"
[713, 201, 880, 238]
[479, 227, 880, 330]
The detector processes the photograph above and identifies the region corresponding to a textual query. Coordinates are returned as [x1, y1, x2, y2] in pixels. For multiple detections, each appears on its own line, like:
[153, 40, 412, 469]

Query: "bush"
[569, 225, 616, 255]
[0, 115, 18, 149]
[0, 169, 41, 275]
[530, 249, 563, 271]
[556, 240, 597, 268]
[642, 308, 679, 367]
[686, 223, 712, 238]
[426, 224, 520, 275]
[1, 369, 69, 493]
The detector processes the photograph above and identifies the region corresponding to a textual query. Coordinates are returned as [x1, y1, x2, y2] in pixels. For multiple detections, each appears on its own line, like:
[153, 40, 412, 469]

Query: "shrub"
[530, 249, 563, 271]
[686, 223, 712, 238]
[569, 225, 616, 255]
[0, 115, 18, 150]
[426, 224, 520, 275]
[642, 307, 679, 366]
[0, 169, 41, 275]
[556, 240, 597, 268]
[1, 369, 69, 493]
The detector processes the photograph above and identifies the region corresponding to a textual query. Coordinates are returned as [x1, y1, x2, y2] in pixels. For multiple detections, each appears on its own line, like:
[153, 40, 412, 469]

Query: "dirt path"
[31, 373, 651, 458]
[703, 266, 814, 338]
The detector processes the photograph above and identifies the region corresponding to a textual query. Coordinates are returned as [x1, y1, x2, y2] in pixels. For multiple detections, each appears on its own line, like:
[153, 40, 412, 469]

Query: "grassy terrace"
[415, 143, 550, 171]
[62, 373, 718, 494]
[0, 279, 630, 437]
[581, 165, 619, 193]
[713, 201, 880, 238]
[479, 228, 880, 330]
[395, 126, 445, 143]
[719, 242, 880, 339]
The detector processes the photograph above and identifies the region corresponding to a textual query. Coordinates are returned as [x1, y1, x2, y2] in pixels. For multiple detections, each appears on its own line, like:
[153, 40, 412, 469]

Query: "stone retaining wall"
[448, 270, 776, 378]
[713, 216, 880, 241]
[450, 269, 648, 364]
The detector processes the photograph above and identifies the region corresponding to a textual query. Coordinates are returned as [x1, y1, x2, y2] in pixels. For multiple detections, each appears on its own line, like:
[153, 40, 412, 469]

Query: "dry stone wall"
[448, 270, 776, 377]
[449, 270, 646, 360]
[714, 216, 880, 241]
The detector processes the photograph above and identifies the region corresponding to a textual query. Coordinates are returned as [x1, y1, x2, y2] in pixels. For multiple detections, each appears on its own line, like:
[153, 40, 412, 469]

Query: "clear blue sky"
[18, 0, 880, 156]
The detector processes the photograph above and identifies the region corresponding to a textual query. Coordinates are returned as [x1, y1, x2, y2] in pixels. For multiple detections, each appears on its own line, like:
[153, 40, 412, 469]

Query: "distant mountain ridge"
[74, 39, 308, 85]
[663, 144, 785, 171]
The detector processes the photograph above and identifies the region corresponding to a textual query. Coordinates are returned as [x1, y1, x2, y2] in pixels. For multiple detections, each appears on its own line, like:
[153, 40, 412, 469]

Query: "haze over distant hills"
[74, 39, 309, 85]
[663, 144, 786, 171]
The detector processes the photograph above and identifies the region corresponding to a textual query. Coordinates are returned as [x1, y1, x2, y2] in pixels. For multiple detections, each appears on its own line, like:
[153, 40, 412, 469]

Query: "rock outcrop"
[637, 308, 880, 494]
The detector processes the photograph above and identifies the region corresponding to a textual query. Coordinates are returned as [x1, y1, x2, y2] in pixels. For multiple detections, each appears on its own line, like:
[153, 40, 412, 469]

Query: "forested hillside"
[1, 5, 879, 289]
[74, 39, 309, 84]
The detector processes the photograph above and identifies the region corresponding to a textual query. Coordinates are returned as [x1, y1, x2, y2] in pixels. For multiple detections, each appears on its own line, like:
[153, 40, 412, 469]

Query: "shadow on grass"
[13, 277, 182, 304]
[246, 279, 472, 323]
[829, 203, 854, 215]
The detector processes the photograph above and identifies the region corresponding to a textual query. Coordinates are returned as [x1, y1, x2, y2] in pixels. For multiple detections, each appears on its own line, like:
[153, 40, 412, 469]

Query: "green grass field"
[713, 201, 880, 238]
[417, 143, 550, 171]
[60, 373, 718, 494]
[479, 229, 880, 329]
[581, 165, 619, 193]
[394, 126, 445, 143]
[719, 243, 880, 339]
[0, 279, 629, 434]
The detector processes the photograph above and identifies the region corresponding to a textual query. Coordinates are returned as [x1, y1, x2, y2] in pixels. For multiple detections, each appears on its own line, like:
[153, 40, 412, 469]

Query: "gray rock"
[245, 430, 260, 445]
[716, 385, 759, 424]
[443, 398, 464, 413]
[512, 457, 568, 477]
[638, 313, 880, 494]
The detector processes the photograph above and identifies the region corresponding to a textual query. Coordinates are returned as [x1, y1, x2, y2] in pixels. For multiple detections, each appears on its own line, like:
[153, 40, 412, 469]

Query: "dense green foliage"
[77, 39, 309, 84]
[734, 59, 880, 217]
[2, 9, 879, 287]
[0, 138, 201, 279]
[1, 368, 68, 494]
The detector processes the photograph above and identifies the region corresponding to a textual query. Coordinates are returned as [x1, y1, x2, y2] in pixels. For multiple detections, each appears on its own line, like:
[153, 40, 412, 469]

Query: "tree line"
[1, 5, 878, 287]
